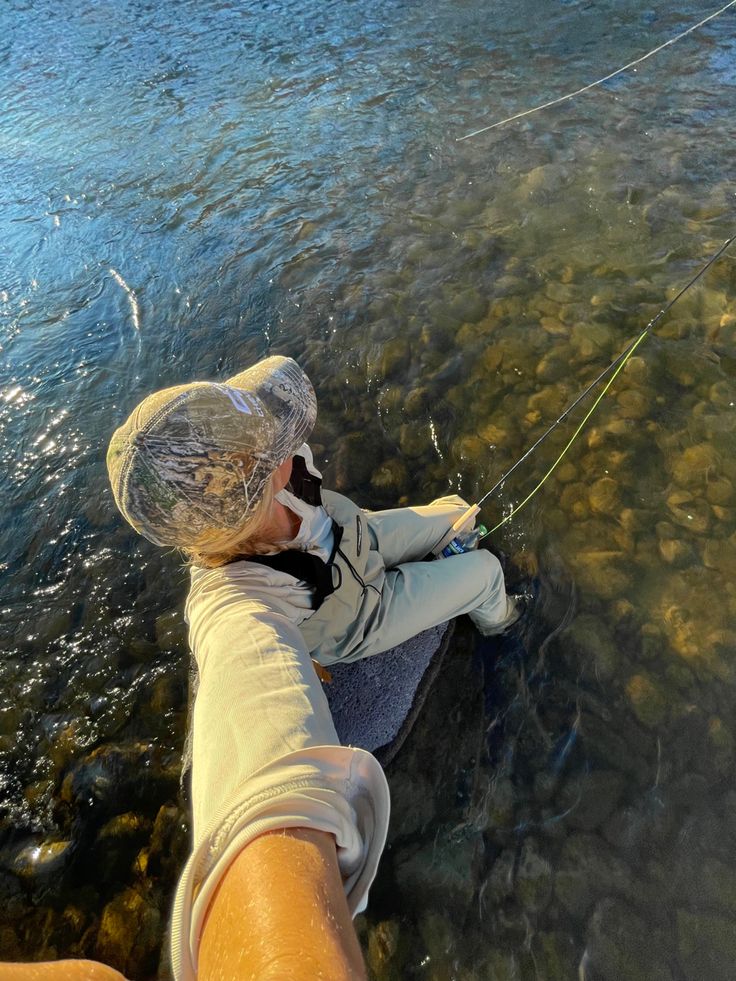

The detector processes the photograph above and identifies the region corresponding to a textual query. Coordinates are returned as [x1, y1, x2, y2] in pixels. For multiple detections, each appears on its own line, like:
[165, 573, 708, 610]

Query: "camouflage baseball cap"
[106, 356, 316, 547]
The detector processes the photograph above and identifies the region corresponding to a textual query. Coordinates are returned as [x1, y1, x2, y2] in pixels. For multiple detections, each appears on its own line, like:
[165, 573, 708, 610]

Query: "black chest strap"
[246, 521, 343, 611]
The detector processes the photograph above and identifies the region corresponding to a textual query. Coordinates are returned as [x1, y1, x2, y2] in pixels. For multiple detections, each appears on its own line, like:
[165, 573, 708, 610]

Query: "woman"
[104, 355, 520, 980]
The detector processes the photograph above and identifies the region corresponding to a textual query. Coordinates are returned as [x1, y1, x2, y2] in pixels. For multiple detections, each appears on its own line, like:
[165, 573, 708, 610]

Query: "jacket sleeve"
[169, 574, 390, 981]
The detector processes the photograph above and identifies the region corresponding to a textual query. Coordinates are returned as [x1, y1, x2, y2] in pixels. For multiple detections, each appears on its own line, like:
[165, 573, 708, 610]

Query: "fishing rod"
[431, 235, 734, 554]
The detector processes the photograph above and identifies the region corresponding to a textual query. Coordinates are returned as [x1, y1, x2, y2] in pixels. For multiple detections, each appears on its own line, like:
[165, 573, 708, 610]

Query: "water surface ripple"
[1, 0, 735, 977]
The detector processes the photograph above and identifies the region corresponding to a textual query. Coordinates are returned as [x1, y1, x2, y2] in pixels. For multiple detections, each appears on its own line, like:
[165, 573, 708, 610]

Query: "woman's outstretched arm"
[199, 827, 367, 981]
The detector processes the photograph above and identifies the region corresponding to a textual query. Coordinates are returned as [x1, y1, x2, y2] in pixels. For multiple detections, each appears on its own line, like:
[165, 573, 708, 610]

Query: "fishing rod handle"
[431, 504, 481, 556]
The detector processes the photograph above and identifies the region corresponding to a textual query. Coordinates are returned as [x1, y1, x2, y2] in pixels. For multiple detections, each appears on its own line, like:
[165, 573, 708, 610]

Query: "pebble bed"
[1, 0, 735, 977]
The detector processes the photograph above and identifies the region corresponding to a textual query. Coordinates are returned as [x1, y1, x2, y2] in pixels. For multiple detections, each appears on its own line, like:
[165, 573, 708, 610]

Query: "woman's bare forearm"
[199, 827, 367, 981]
[0, 962, 127, 981]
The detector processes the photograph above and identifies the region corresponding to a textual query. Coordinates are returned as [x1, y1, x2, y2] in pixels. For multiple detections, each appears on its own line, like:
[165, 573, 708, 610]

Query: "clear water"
[1, 0, 735, 977]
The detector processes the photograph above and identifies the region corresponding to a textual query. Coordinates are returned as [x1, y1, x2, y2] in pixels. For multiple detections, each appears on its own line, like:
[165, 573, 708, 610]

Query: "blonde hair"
[183, 473, 289, 569]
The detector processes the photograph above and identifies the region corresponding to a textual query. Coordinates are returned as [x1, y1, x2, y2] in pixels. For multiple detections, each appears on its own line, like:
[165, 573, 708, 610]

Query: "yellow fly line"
[476, 235, 734, 538]
[486, 328, 650, 535]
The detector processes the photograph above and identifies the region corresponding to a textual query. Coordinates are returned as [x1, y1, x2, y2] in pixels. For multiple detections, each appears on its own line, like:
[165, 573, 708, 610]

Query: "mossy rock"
[398, 423, 431, 460]
[478, 421, 513, 448]
[334, 432, 379, 489]
[625, 673, 669, 728]
[562, 613, 619, 680]
[95, 885, 161, 978]
[515, 838, 553, 913]
[671, 443, 720, 489]
[569, 549, 629, 600]
[615, 388, 650, 421]
[677, 909, 736, 981]
[556, 770, 626, 832]
[570, 322, 613, 361]
[555, 461, 577, 484]
[666, 490, 710, 534]
[589, 477, 621, 516]
[709, 379, 736, 407]
[706, 476, 733, 506]
[529, 932, 578, 979]
[560, 482, 590, 521]
[703, 537, 736, 578]
[403, 386, 429, 419]
[451, 288, 488, 325]
[622, 355, 649, 385]
[366, 919, 403, 981]
[585, 898, 674, 981]
[658, 537, 696, 567]
[535, 352, 568, 383]
[379, 337, 411, 378]
[386, 773, 436, 842]
[393, 832, 481, 911]
[482, 775, 516, 830]
[371, 458, 409, 495]
[452, 434, 490, 467]
[555, 833, 637, 920]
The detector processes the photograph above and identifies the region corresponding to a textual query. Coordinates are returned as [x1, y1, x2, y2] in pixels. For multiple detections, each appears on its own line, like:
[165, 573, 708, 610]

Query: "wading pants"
[352, 494, 519, 657]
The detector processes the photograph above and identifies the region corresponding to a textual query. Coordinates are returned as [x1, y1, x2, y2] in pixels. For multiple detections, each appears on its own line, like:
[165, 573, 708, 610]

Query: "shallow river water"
[1, 0, 735, 977]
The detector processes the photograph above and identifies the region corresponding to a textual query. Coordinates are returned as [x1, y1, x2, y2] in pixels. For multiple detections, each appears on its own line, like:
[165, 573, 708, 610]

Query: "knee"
[478, 548, 505, 591]
[428, 494, 469, 510]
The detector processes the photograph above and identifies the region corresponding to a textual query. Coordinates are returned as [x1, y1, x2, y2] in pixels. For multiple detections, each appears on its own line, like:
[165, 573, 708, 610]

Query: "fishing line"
[457, 0, 736, 141]
[478, 235, 734, 537]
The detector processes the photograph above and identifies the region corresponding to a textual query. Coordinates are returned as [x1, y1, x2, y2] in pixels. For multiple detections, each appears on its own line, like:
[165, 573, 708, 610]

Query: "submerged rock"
[154, 609, 186, 650]
[615, 388, 650, 421]
[95, 886, 161, 978]
[671, 443, 720, 489]
[555, 833, 637, 920]
[379, 337, 411, 378]
[554, 461, 577, 484]
[478, 420, 514, 448]
[677, 909, 736, 981]
[64, 742, 180, 823]
[517, 163, 568, 202]
[371, 458, 409, 495]
[12, 839, 72, 880]
[366, 920, 402, 981]
[535, 352, 568, 383]
[666, 490, 711, 534]
[703, 537, 736, 578]
[393, 831, 481, 911]
[90, 812, 153, 887]
[706, 476, 733, 506]
[658, 536, 696, 567]
[529, 932, 578, 979]
[334, 432, 378, 489]
[403, 386, 429, 419]
[515, 838, 553, 913]
[386, 773, 436, 841]
[560, 482, 589, 521]
[706, 717, 735, 776]
[569, 549, 629, 600]
[585, 898, 674, 981]
[556, 770, 626, 832]
[452, 434, 490, 467]
[562, 613, 619, 680]
[625, 674, 669, 728]
[486, 849, 515, 905]
[588, 477, 621, 516]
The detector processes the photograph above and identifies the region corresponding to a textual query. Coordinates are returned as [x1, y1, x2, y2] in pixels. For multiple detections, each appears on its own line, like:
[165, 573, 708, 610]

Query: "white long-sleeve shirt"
[169, 447, 390, 980]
